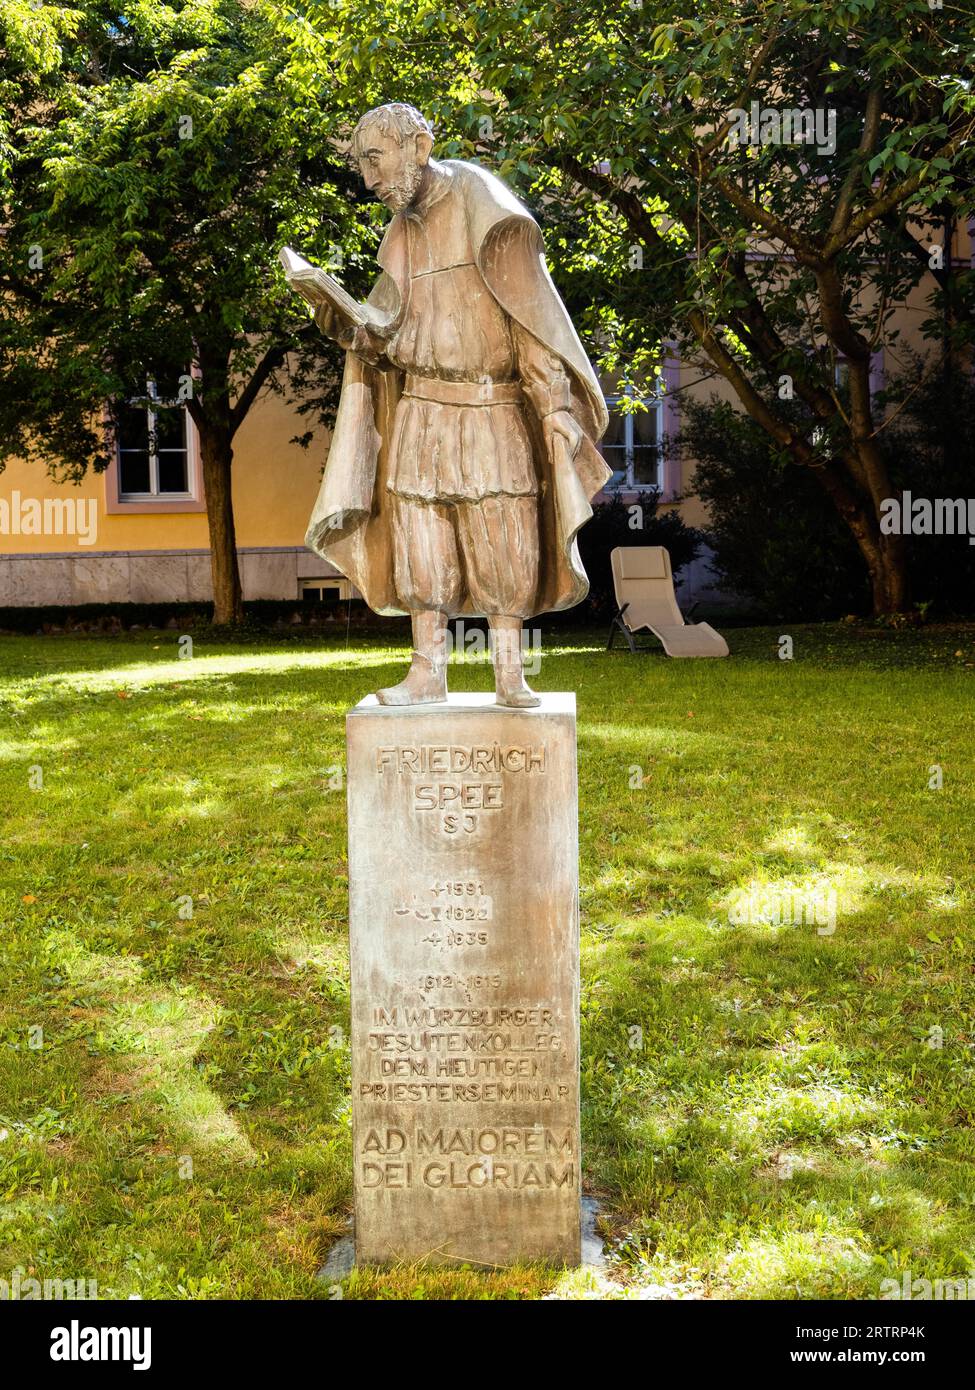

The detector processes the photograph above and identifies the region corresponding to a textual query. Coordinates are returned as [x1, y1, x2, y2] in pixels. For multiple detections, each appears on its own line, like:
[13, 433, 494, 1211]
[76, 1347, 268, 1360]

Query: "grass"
[0, 620, 973, 1300]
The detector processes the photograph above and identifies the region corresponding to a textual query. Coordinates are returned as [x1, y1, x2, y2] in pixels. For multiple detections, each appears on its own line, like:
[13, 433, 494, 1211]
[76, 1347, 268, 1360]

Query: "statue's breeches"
[390, 494, 539, 617]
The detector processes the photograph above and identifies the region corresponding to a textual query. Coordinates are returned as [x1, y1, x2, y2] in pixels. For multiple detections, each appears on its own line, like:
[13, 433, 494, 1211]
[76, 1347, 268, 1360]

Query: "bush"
[677, 399, 868, 622]
[880, 363, 975, 614]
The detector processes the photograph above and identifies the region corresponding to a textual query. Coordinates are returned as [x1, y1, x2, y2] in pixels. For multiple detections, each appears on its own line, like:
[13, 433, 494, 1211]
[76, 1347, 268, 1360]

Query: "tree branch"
[828, 84, 883, 244]
[823, 124, 975, 258]
[229, 341, 287, 438]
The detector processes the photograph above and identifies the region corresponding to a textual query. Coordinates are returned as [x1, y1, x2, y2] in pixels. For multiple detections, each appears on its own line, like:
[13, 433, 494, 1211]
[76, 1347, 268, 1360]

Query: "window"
[301, 580, 343, 605]
[601, 391, 662, 490]
[117, 380, 192, 501]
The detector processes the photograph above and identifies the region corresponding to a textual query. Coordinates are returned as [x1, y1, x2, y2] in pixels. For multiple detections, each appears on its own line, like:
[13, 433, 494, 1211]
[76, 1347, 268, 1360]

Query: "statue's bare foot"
[494, 668, 541, 708]
[375, 652, 446, 706]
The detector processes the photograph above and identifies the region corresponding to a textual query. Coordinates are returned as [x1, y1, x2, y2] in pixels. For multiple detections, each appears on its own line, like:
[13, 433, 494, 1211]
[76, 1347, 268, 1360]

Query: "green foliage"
[278, 0, 975, 366]
[0, 0, 378, 480]
[682, 365, 975, 622]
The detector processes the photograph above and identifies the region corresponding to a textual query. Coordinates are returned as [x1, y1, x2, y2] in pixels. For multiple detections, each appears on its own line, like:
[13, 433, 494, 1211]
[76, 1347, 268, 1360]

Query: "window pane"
[157, 451, 188, 494]
[600, 402, 627, 486]
[632, 448, 659, 487]
[602, 408, 626, 449]
[601, 446, 628, 488]
[632, 405, 660, 448]
[151, 372, 185, 404]
[302, 585, 340, 605]
[117, 404, 149, 451]
[119, 451, 151, 495]
[154, 406, 187, 450]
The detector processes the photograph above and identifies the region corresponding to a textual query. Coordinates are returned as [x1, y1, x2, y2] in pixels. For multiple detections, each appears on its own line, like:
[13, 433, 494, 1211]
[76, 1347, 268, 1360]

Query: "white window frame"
[117, 379, 197, 503]
[602, 389, 663, 491]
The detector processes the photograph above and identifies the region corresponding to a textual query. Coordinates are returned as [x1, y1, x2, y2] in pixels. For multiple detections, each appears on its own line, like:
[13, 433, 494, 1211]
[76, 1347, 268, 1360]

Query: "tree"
[281, 0, 975, 614]
[682, 355, 975, 621]
[1, 0, 379, 623]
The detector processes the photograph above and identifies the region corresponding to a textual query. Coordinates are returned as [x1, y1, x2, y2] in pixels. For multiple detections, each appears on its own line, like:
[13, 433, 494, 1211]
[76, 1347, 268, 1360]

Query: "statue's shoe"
[495, 675, 541, 708]
[375, 683, 445, 706]
[375, 659, 447, 706]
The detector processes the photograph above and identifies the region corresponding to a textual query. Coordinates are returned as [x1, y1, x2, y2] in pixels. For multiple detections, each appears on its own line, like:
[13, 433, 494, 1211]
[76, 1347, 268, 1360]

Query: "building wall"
[0, 388, 345, 604]
[0, 546, 351, 607]
[1, 386, 325, 553]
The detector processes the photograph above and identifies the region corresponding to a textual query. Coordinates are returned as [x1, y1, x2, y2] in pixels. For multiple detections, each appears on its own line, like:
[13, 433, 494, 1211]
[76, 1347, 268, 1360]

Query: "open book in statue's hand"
[278, 247, 392, 336]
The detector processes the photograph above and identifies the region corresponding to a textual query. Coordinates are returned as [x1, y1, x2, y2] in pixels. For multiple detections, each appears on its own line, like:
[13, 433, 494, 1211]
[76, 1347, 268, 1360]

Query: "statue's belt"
[402, 375, 522, 407]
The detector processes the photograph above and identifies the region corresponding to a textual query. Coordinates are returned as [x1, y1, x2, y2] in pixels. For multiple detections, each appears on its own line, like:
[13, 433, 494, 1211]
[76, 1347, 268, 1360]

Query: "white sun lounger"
[608, 546, 729, 658]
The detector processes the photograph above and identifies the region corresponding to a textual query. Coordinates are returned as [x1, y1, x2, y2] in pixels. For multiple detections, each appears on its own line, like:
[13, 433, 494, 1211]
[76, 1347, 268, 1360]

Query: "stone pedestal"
[346, 693, 581, 1267]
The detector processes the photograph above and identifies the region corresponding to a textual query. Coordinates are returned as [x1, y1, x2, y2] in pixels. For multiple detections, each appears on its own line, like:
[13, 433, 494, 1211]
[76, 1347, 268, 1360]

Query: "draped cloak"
[304, 159, 611, 617]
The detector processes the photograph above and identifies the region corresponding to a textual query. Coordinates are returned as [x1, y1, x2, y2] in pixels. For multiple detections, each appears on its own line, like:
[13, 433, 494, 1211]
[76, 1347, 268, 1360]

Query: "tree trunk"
[827, 480, 910, 614]
[198, 421, 244, 625]
[872, 532, 910, 614]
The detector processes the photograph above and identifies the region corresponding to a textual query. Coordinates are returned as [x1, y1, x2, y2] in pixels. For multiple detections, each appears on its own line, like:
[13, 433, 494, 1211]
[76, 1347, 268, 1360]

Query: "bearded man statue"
[306, 103, 610, 707]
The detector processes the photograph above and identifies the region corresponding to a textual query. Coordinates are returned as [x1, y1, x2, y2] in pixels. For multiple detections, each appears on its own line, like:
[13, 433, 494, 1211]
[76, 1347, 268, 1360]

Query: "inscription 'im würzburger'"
[373, 1007, 554, 1026]
[367, 1005, 563, 1054]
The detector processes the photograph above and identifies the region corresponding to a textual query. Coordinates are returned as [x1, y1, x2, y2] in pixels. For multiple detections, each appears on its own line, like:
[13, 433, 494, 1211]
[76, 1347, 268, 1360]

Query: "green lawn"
[1, 622, 973, 1299]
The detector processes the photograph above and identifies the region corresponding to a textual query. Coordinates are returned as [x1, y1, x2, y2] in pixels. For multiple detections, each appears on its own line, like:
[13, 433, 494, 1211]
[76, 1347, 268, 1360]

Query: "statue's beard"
[382, 161, 423, 210]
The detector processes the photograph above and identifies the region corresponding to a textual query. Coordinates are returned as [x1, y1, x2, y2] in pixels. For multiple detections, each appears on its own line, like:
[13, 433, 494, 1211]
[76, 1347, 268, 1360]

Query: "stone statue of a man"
[305, 103, 610, 706]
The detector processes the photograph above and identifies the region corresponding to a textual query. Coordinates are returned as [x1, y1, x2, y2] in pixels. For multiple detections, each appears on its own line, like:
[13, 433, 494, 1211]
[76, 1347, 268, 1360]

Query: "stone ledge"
[0, 547, 345, 606]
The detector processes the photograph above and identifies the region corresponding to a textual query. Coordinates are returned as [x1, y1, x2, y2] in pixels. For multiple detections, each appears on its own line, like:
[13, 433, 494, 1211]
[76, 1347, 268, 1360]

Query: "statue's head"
[351, 103, 434, 211]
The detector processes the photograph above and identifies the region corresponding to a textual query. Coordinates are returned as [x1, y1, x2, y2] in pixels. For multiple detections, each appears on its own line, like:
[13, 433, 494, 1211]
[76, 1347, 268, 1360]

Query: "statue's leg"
[488, 615, 540, 708]
[375, 497, 456, 706]
[375, 608, 449, 706]
[455, 495, 541, 708]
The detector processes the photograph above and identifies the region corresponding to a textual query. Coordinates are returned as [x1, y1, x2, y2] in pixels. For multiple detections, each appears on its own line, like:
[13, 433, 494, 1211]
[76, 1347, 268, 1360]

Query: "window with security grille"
[116, 379, 192, 500]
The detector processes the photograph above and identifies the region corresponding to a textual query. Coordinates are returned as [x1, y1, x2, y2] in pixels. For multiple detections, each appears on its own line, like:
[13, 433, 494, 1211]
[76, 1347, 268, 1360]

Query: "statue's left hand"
[543, 410, 583, 460]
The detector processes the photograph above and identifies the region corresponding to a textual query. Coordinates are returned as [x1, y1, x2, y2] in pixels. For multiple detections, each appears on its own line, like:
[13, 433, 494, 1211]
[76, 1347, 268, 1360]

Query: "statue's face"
[355, 128, 424, 211]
